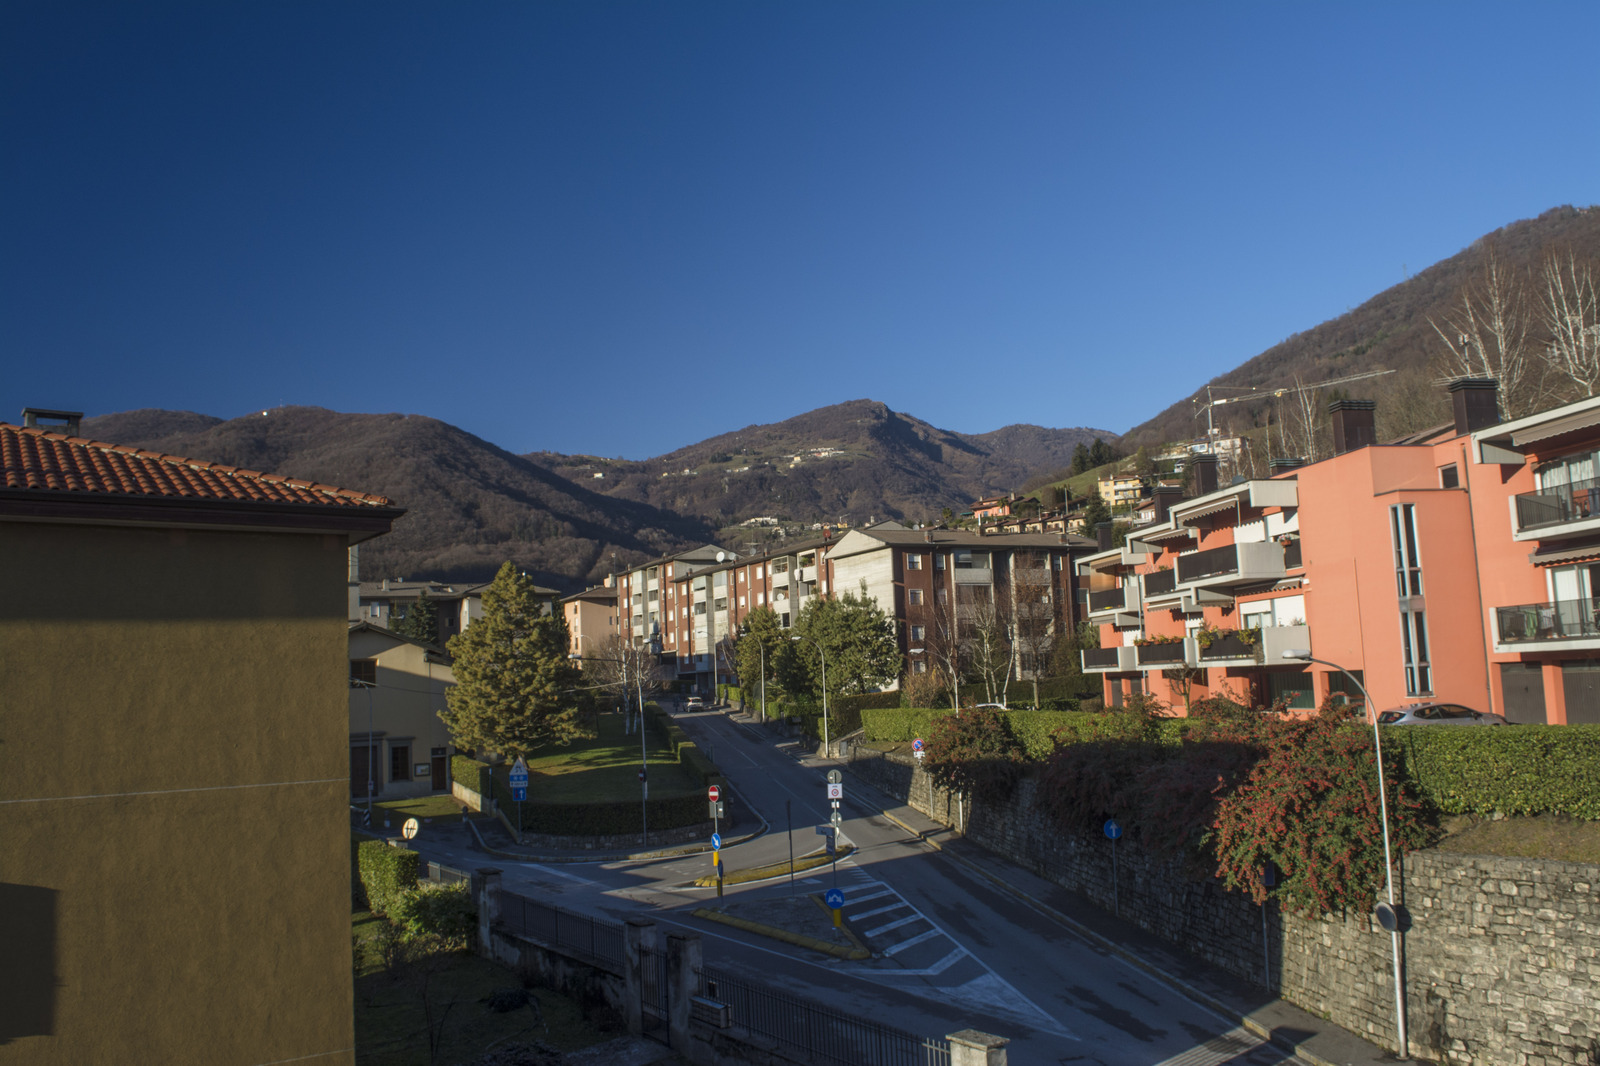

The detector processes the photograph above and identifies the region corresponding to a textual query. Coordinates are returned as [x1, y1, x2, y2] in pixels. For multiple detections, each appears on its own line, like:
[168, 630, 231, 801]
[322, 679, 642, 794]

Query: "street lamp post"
[738, 623, 768, 724]
[790, 634, 829, 753]
[1281, 649, 1407, 1058]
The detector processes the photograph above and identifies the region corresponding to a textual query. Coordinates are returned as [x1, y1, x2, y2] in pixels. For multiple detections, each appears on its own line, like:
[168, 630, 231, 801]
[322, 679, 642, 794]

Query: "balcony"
[1088, 584, 1140, 625]
[1081, 645, 1137, 673]
[1141, 567, 1183, 608]
[1197, 624, 1310, 666]
[1494, 600, 1600, 652]
[1176, 541, 1287, 593]
[1510, 477, 1600, 542]
[1135, 638, 1197, 670]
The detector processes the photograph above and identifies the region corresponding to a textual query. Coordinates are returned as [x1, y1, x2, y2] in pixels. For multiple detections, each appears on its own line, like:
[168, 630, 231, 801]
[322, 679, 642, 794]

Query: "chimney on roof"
[21, 408, 82, 436]
[1190, 453, 1219, 496]
[1095, 521, 1114, 552]
[1269, 457, 1306, 474]
[1448, 377, 1501, 435]
[1152, 484, 1184, 523]
[1329, 399, 1377, 455]
[382, 577, 391, 591]
[924, 530, 933, 543]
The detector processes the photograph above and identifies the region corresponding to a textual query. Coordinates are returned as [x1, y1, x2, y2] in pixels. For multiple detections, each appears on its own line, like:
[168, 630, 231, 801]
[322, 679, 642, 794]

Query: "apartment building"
[562, 584, 622, 659]
[1, 411, 402, 1064]
[826, 524, 1093, 681]
[1083, 380, 1600, 724]
[1097, 472, 1148, 512]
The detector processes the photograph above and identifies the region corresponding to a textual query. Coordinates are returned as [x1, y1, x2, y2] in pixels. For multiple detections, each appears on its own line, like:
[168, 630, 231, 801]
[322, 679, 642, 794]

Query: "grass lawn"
[503, 712, 703, 804]
[353, 909, 623, 1066]
[375, 793, 467, 825]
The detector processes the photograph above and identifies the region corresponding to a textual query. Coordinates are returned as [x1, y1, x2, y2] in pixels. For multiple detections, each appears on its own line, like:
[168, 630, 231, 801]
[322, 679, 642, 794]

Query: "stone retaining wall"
[848, 746, 1598, 1064]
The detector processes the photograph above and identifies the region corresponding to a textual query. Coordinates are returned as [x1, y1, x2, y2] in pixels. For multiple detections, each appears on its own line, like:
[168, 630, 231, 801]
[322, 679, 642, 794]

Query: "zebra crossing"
[801, 866, 970, 975]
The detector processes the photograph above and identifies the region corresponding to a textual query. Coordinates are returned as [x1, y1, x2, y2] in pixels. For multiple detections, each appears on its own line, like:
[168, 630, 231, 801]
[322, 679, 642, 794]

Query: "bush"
[861, 707, 953, 742]
[514, 793, 708, 836]
[390, 881, 476, 951]
[358, 841, 420, 917]
[924, 705, 1028, 803]
[1387, 723, 1600, 819]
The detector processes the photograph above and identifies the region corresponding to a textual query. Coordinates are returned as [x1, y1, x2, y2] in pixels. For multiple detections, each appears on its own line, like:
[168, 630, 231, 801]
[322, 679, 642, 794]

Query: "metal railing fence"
[698, 966, 951, 1066]
[499, 890, 625, 972]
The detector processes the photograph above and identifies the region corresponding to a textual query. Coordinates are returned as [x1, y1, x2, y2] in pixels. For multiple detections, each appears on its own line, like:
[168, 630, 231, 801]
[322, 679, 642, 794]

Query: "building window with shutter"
[350, 659, 377, 688]
[390, 744, 411, 782]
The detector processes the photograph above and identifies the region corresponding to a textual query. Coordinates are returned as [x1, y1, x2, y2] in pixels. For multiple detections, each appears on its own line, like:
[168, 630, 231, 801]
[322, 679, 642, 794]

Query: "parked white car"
[1375, 702, 1508, 726]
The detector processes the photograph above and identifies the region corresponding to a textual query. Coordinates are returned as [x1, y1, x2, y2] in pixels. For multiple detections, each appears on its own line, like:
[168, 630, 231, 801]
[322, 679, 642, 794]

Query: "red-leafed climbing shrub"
[1211, 707, 1433, 916]
[923, 705, 1028, 804]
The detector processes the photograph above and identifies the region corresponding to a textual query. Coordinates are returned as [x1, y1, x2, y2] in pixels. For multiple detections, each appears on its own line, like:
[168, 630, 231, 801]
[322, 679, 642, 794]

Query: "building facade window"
[390, 744, 411, 782]
[934, 554, 946, 570]
[911, 659, 928, 674]
[350, 659, 377, 687]
[906, 554, 922, 570]
[910, 624, 925, 641]
[1400, 610, 1432, 696]
[908, 589, 923, 606]
[1390, 503, 1431, 695]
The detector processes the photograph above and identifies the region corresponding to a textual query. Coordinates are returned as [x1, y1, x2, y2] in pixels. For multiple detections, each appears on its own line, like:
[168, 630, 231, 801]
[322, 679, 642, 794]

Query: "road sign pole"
[786, 799, 794, 887]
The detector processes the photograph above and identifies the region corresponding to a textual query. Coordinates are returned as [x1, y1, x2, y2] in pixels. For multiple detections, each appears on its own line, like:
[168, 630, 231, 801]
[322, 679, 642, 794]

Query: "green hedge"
[452, 754, 491, 799]
[1387, 723, 1600, 819]
[861, 707, 955, 742]
[357, 840, 420, 916]
[860, 707, 1096, 758]
[644, 705, 724, 786]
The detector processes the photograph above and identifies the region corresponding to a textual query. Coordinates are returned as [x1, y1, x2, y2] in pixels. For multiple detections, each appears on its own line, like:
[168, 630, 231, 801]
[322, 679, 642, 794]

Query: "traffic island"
[693, 893, 871, 960]
[688, 844, 854, 888]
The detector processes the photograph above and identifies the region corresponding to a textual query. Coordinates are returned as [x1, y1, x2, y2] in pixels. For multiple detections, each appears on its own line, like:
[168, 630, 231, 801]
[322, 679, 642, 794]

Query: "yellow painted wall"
[0, 521, 355, 1066]
[349, 630, 454, 800]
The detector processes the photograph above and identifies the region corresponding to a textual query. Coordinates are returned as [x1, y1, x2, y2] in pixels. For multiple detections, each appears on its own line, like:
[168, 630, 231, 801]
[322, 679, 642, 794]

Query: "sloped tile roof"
[0, 423, 393, 508]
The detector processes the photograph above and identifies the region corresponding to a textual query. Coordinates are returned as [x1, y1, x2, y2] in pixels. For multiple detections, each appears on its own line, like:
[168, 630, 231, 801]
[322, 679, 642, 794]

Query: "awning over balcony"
[1528, 537, 1600, 566]
[1511, 407, 1600, 447]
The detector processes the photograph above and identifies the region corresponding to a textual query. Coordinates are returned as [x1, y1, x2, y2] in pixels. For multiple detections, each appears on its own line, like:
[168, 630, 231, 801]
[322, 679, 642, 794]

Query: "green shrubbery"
[513, 793, 709, 836]
[388, 882, 477, 951]
[451, 755, 491, 799]
[357, 840, 421, 917]
[1387, 723, 1600, 819]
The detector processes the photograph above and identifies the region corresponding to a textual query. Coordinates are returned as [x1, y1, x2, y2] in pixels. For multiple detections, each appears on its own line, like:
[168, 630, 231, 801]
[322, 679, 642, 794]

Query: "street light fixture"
[738, 623, 768, 724]
[790, 633, 829, 753]
[1281, 648, 1407, 1057]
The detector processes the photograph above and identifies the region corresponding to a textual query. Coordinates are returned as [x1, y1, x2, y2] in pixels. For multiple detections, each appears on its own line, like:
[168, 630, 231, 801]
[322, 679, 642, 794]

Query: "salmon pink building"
[1082, 379, 1600, 724]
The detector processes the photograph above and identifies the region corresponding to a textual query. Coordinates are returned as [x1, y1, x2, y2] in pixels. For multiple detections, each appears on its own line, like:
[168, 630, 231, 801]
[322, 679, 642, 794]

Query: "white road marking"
[870, 946, 967, 977]
[1150, 1027, 1285, 1066]
[848, 901, 903, 921]
[884, 927, 945, 956]
[864, 913, 926, 938]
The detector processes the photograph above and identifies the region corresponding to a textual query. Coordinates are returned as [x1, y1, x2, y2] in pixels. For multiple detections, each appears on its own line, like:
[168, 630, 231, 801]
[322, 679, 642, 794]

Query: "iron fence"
[499, 891, 625, 972]
[423, 861, 469, 885]
[698, 966, 951, 1066]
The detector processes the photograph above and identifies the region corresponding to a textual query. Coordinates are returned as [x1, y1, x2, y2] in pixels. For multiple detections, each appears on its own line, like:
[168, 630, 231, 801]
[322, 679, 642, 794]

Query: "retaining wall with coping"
[848, 746, 1598, 1065]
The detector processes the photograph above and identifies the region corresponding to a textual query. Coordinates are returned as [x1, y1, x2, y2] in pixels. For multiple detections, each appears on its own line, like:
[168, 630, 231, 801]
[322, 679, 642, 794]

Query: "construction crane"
[1191, 368, 1396, 451]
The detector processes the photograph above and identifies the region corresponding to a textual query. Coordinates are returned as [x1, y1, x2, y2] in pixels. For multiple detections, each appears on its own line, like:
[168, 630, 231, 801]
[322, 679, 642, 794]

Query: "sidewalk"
[731, 705, 1408, 1066]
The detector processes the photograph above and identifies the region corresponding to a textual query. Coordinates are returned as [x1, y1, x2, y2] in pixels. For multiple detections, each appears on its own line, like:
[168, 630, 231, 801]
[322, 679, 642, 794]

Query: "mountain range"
[71, 205, 1600, 591]
[79, 402, 1115, 590]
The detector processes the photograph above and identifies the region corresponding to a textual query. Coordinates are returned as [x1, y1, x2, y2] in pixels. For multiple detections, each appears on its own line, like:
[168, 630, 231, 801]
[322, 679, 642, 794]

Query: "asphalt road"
[413, 706, 1304, 1066]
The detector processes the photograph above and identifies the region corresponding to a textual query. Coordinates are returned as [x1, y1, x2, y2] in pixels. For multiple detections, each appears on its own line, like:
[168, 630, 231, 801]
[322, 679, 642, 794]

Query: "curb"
[807, 893, 872, 956]
[691, 907, 870, 961]
[690, 844, 855, 889]
[868, 806, 1347, 1066]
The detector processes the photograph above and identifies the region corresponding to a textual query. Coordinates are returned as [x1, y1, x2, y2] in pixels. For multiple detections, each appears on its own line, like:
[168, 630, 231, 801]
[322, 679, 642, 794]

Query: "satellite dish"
[716, 551, 726, 562]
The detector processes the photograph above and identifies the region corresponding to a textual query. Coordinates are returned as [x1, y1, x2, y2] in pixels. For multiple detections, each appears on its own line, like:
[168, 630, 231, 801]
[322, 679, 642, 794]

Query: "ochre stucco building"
[0, 413, 402, 1064]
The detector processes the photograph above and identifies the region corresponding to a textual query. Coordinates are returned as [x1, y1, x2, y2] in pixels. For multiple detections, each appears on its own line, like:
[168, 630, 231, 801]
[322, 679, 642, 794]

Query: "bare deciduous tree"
[1539, 250, 1600, 401]
[1429, 247, 1537, 418]
[1274, 375, 1323, 464]
[920, 592, 964, 710]
[1010, 565, 1057, 707]
[961, 587, 1013, 707]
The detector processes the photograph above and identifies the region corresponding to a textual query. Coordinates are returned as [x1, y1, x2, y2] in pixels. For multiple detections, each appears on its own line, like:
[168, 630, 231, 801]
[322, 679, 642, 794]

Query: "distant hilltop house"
[1097, 472, 1148, 511]
[740, 515, 781, 527]
[971, 494, 1013, 519]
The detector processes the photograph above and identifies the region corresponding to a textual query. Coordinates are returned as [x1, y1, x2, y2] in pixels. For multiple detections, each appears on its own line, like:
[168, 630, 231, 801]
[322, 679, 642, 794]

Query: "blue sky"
[4, 2, 1596, 459]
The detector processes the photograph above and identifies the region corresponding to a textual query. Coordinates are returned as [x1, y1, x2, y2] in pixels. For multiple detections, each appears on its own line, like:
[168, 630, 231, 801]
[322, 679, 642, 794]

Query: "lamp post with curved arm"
[1282, 648, 1407, 1058]
[790, 633, 829, 753]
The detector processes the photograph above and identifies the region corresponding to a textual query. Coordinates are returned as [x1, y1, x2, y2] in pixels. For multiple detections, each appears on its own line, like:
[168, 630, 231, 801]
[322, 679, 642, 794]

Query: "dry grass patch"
[1432, 813, 1600, 865]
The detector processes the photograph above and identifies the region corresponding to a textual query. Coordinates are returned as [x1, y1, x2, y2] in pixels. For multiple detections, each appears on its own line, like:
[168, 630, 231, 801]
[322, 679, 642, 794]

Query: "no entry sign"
[708, 785, 721, 802]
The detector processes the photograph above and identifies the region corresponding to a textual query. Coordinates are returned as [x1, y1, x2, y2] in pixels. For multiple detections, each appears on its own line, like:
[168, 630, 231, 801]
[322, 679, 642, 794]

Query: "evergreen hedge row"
[357, 840, 420, 916]
[452, 755, 490, 798]
[1386, 723, 1600, 819]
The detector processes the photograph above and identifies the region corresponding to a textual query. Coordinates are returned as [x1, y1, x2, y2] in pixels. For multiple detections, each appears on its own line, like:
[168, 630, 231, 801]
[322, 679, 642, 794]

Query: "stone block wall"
[848, 747, 1598, 1064]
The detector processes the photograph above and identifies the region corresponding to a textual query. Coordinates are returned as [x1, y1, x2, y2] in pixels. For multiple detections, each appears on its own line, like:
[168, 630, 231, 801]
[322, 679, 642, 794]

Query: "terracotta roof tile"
[0, 424, 393, 508]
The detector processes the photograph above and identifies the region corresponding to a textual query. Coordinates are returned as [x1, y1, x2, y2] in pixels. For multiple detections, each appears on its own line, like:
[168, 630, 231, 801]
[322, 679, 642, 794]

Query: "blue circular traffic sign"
[1103, 818, 1123, 840]
[912, 738, 924, 751]
[824, 888, 844, 908]
[711, 832, 722, 849]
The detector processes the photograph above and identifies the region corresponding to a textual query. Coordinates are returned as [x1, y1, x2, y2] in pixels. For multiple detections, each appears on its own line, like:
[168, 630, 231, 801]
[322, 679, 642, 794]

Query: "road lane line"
[863, 913, 926, 938]
[849, 902, 905, 922]
[883, 927, 945, 956]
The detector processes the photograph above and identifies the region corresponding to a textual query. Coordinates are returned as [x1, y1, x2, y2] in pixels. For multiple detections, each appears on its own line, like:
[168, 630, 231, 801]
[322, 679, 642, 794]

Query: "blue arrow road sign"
[711, 832, 722, 849]
[824, 888, 844, 908]
[512, 787, 527, 802]
[1103, 818, 1123, 840]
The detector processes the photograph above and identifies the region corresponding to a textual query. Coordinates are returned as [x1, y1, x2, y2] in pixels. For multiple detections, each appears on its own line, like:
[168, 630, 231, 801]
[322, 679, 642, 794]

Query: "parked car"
[1375, 702, 1508, 726]
[684, 695, 704, 710]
